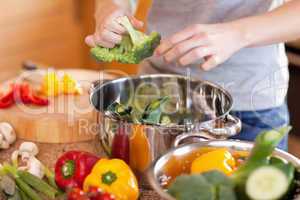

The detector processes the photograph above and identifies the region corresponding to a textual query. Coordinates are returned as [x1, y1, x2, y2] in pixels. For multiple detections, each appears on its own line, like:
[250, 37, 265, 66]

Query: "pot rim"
[89, 74, 234, 130]
[146, 140, 300, 200]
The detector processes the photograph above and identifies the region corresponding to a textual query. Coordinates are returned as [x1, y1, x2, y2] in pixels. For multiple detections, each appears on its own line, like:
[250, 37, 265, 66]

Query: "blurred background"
[0, 0, 299, 154]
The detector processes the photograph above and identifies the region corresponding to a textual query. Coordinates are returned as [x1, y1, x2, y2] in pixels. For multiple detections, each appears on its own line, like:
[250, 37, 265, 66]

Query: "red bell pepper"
[111, 124, 130, 164]
[19, 83, 33, 104]
[19, 83, 49, 106]
[0, 83, 49, 108]
[55, 151, 99, 190]
[0, 87, 14, 108]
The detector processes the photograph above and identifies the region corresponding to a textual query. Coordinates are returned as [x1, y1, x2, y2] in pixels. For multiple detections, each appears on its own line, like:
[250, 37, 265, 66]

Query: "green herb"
[18, 170, 59, 199]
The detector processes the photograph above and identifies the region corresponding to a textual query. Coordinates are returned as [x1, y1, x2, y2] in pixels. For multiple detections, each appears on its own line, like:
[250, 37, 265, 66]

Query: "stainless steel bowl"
[147, 140, 300, 200]
[90, 74, 241, 176]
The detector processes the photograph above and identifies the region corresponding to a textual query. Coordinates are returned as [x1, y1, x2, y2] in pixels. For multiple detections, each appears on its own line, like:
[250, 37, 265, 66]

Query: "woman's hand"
[85, 3, 143, 48]
[155, 23, 247, 71]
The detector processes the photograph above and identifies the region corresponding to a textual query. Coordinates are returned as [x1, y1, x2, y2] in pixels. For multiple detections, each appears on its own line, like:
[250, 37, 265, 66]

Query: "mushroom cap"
[19, 142, 39, 156]
[0, 122, 16, 145]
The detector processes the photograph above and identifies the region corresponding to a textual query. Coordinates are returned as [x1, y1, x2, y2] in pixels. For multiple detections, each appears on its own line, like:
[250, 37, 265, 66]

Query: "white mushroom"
[0, 134, 9, 149]
[11, 142, 44, 179]
[26, 157, 44, 179]
[0, 122, 16, 149]
[19, 142, 39, 161]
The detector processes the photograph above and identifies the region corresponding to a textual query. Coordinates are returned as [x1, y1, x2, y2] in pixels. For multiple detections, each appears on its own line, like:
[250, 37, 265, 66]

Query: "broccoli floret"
[91, 16, 161, 64]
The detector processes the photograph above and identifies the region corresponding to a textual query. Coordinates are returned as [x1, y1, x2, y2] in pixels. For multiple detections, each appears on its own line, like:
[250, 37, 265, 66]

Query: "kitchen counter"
[0, 138, 162, 200]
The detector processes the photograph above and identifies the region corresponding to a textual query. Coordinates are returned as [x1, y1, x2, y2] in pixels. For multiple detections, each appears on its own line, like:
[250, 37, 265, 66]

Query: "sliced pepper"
[83, 159, 139, 200]
[62, 74, 82, 95]
[55, 151, 99, 190]
[191, 148, 236, 176]
[0, 90, 14, 108]
[42, 72, 61, 96]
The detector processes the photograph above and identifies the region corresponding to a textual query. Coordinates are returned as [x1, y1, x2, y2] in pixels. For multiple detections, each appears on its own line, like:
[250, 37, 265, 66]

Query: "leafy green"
[106, 96, 170, 124]
[141, 96, 170, 124]
[107, 102, 133, 121]
[91, 16, 161, 64]
[168, 171, 236, 200]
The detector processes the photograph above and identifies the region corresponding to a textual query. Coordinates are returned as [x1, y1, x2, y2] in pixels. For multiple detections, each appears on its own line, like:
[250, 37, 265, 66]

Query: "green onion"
[18, 170, 59, 199]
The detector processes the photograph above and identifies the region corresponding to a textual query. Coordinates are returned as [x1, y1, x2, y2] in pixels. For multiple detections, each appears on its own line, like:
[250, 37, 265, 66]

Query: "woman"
[86, 0, 300, 150]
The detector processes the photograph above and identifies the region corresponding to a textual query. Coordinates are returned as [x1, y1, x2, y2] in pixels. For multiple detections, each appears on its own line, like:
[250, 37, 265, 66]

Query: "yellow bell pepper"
[83, 159, 139, 200]
[42, 72, 61, 96]
[191, 148, 236, 175]
[41, 72, 82, 96]
[62, 74, 82, 95]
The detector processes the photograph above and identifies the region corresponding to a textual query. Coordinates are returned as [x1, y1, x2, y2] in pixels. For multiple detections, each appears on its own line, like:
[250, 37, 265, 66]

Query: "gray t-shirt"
[139, 0, 289, 111]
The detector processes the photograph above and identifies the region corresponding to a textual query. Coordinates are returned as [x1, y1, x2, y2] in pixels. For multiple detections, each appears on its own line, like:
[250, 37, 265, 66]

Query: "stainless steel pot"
[90, 74, 241, 175]
[147, 140, 300, 200]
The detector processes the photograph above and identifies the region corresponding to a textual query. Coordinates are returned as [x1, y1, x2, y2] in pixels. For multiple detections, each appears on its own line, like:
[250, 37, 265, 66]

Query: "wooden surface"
[0, 69, 114, 143]
[0, 139, 162, 200]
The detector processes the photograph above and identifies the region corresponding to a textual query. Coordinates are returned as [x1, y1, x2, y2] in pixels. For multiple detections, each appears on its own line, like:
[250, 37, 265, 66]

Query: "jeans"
[230, 104, 290, 151]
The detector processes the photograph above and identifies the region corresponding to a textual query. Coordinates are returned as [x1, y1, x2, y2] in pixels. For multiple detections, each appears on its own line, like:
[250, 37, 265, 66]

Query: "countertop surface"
[0, 138, 162, 200]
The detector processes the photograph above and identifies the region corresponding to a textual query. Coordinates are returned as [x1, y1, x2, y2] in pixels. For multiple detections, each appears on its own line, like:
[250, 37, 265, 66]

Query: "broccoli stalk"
[91, 16, 161, 64]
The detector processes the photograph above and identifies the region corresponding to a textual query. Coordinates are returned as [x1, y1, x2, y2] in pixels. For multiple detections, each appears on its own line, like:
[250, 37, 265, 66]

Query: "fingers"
[85, 28, 122, 48]
[201, 55, 221, 71]
[86, 14, 143, 49]
[101, 29, 122, 44]
[179, 47, 214, 66]
[155, 25, 203, 55]
[85, 35, 96, 47]
[128, 16, 144, 29]
[105, 20, 126, 34]
[163, 35, 210, 63]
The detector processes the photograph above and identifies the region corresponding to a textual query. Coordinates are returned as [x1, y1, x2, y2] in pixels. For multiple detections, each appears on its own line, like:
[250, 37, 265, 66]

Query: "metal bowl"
[90, 74, 241, 176]
[147, 140, 300, 200]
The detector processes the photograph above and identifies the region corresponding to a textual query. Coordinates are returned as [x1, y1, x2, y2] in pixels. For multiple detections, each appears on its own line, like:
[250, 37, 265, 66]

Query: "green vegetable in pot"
[107, 102, 133, 121]
[231, 126, 294, 200]
[142, 96, 170, 124]
[231, 126, 291, 185]
[106, 96, 170, 124]
[168, 171, 236, 200]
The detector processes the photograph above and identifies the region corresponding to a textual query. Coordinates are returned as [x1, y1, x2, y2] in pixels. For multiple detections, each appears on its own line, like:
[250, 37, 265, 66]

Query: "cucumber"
[246, 166, 289, 200]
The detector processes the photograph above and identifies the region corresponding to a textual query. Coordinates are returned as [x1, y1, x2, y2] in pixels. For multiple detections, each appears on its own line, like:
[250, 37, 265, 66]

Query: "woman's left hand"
[155, 23, 247, 71]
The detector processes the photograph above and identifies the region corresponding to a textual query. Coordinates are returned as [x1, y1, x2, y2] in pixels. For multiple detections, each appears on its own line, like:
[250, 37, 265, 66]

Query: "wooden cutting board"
[0, 69, 115, 143]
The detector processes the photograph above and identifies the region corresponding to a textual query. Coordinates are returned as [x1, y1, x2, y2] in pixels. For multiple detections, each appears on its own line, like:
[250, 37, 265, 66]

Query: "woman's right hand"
[85, 3, 143, 48]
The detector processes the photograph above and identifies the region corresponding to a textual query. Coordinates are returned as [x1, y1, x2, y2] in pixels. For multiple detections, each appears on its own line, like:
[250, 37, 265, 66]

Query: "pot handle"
[173, 114, 241, 148]
[173, 133, 211, 147]
[198, 114, 241, 139]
